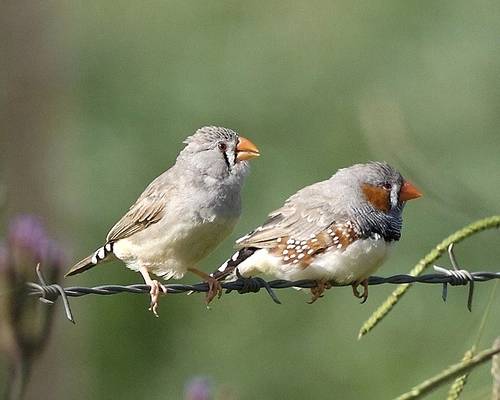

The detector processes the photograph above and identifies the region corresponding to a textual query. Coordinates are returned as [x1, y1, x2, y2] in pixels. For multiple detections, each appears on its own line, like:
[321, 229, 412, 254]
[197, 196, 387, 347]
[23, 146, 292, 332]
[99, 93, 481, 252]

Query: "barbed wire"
[27, 260, 500, 323]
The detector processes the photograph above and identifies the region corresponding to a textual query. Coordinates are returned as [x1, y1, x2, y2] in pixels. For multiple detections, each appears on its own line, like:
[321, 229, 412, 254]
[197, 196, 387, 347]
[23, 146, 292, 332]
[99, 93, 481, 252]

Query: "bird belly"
[113, 217, 237, 279]
[237, 238, 391, 283]
[305, 237, 391, 283]
[234, 249, 284, 278]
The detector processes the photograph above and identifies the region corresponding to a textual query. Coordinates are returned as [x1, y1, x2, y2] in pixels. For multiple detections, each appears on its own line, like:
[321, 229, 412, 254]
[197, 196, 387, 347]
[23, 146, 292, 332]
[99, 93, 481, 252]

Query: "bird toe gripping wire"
[433, 243, 475, 311]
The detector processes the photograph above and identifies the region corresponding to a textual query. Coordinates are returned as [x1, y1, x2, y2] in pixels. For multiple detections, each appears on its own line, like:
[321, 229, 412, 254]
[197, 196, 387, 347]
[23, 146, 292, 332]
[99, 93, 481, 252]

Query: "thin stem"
[474, 280, 498, 345]
[5, 353, 31, 400]
[359, 215, 500, 339]
[445, 280, 499, 399]
[394, 345, 500, 400]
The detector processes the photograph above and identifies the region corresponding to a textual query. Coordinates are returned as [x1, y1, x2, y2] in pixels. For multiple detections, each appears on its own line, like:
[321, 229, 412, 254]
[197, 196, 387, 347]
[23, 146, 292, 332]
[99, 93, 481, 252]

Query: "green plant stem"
[359, 215, 500, 339]
[445, 280, 498, 399]
[394, 345, 500, 400]
[446, 348, 475, 400]
[5, 353, 31, 400]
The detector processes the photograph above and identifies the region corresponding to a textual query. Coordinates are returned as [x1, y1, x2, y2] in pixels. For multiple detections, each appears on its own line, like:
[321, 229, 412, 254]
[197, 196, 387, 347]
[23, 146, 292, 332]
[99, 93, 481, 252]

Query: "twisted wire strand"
[26, 265, 500, 323]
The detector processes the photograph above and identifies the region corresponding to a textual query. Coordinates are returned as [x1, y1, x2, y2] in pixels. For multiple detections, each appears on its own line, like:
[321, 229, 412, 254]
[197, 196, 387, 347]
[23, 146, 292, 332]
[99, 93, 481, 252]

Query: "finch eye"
[218, 142, 231, 169]
[218, 142, 227, 152]
[382, 182, 392, 191]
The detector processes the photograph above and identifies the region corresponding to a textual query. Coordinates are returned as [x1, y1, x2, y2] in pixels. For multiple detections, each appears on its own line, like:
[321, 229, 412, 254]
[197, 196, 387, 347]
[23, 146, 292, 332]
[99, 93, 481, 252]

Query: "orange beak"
[399, 180, 422, 201]
[236, 136, 260, 162]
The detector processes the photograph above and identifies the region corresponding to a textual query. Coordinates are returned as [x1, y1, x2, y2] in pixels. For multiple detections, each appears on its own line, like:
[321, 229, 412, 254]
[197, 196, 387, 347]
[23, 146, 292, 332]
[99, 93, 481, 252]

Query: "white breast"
[236, 236, 391, 283]
[113, 214, 237, 279]
[307, 237, 391, 283]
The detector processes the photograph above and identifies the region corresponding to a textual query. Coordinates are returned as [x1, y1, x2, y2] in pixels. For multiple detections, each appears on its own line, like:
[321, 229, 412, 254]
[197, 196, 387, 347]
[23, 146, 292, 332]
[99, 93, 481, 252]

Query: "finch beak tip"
[236, 136, 260, 161]
[399, 180, 422, 202]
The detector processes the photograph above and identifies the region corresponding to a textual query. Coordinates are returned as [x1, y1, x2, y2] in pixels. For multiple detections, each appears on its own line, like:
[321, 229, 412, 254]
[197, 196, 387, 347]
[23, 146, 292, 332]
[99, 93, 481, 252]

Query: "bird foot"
[351, 279, 369, 304]
[205, 276, 223, 305]
[148, 280, 168, 317]
[187, 267, 223, 305]
[308, 279, 332, 304]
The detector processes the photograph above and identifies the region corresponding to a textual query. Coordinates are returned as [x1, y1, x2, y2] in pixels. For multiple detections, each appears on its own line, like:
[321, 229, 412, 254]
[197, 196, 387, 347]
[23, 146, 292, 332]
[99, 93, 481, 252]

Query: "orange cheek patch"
[362, 184, 390, 212]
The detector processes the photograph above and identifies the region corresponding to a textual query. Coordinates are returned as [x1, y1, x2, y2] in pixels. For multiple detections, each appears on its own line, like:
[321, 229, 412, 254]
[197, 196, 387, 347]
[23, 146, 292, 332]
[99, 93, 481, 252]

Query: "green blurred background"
[2, 0, 500, 399]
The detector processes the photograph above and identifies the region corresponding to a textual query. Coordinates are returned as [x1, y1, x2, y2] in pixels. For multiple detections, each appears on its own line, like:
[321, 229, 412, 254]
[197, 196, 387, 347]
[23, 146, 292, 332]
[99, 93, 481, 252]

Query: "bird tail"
[211, 247, 257, 281]
[65, 243, 114, 277]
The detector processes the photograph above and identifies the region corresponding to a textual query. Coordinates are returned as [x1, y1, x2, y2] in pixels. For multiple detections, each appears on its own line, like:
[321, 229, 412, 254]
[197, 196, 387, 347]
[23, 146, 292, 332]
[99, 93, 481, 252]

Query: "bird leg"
[351, 279, 369, 304]
[308, 279, 332, 304]
[139, 267, 167, 317]
[188, 267, 223, 304]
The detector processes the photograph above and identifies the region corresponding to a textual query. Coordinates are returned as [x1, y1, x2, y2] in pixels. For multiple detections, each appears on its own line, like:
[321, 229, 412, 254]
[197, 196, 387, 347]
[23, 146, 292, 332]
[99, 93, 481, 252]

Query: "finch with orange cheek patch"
[213, 162, 421, 303]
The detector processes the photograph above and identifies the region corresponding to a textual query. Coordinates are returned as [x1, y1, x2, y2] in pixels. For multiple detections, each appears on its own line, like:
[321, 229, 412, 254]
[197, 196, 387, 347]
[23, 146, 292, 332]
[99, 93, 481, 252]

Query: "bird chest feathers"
[113, 209, 237, 275]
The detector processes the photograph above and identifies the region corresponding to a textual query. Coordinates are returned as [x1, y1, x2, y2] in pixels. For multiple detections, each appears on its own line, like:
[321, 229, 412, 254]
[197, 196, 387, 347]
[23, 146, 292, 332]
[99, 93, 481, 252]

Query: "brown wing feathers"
[269, 222, 358, 268]
[106, 194, 166, 242]
[66, 187, 167, 277]
[213, 221, 359, 281]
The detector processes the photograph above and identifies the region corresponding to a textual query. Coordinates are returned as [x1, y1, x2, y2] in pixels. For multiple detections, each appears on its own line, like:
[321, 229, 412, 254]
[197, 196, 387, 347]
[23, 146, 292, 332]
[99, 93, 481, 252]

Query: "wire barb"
[27, 263, 500, 323]
[231, 269, 282, 304]
[433, 243, 475, 311]
[26, 264, 76, 324]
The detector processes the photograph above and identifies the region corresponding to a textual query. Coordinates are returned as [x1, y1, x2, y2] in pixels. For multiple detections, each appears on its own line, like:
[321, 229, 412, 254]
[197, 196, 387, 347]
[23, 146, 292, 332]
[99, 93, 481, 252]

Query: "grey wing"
[106, 174, 171, 242]
[236, 183, 337, 248]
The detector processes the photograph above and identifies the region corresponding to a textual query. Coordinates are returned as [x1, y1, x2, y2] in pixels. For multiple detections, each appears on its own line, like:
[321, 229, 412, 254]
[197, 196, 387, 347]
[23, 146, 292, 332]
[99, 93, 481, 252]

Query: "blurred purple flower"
[185, 377, 213, 400]
[8, 215, 47, 257]
[0, 214, 67, 399]
[6, 215, 66, 273]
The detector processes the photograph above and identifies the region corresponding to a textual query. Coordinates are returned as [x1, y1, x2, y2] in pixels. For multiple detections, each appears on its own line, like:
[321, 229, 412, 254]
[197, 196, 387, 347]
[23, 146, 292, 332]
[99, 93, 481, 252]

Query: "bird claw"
[308, 280, 332, 304]
[205, 276, 223, 305]
[351, 279, 368, 304]
[148, 280, 167, 317]
[187, 267, 223, 305]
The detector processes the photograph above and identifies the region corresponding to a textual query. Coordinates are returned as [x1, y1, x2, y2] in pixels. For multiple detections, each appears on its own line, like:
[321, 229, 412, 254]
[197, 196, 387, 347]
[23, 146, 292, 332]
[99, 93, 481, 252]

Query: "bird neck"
[352, 205, 403, 242]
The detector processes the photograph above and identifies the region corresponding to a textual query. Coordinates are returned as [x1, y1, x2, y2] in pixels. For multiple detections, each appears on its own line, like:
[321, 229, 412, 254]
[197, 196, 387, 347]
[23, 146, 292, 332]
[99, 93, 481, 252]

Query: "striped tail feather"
[65, 242, 114, 277]
[211, 247, 257, 281]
